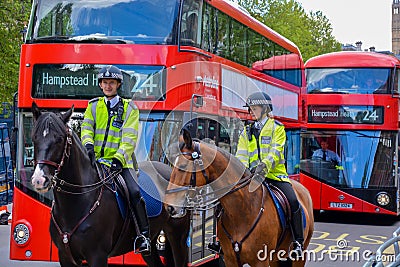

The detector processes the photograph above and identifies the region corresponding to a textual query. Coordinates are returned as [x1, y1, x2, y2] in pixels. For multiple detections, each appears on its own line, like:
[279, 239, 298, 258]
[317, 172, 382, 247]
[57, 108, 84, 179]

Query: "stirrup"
[134, 235, 151, 255]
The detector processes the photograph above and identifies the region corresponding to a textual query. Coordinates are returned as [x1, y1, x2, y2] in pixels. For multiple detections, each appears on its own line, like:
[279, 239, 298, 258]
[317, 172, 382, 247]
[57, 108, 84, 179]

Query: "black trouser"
[121, 168, 149, 237]
[268, 180, 303, 244]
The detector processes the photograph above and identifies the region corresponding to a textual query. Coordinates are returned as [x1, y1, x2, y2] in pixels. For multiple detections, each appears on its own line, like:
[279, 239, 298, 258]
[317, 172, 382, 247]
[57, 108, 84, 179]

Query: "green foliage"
[237, 0, 341, 61]
[0, 0, 31, 102]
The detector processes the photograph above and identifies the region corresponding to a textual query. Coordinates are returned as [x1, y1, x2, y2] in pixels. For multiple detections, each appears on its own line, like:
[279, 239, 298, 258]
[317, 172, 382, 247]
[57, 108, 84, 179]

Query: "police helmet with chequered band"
[98, 65, 123, 84]
[244, 92, 273, 111]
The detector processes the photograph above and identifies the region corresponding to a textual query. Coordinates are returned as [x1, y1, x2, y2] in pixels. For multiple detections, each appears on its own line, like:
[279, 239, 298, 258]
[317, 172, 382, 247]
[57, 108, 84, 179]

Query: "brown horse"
[165, 130, 314, 267]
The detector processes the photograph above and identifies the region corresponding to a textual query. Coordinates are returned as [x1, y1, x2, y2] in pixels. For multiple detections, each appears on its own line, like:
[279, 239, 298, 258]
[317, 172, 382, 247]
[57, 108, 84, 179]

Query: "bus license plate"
[329, 202, 353, 209]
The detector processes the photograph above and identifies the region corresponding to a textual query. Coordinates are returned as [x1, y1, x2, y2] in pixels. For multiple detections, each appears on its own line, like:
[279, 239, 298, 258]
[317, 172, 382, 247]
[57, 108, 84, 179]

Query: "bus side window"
[181, 13, 198, 45]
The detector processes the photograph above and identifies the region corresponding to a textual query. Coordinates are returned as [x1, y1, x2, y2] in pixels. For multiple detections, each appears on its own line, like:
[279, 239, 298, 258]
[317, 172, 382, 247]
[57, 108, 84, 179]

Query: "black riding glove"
[85, 144, 96, 166]
[110, 158, 123, 174]
[249, 162, 267, 192]
[254, 162, 267, 178]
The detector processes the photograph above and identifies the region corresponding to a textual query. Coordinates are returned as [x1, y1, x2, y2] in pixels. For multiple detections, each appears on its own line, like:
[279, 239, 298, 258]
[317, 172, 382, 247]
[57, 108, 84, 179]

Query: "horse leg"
[271, 259, 292, 267]
[85, 253, 109, 267]
[141, 239, 164, 267]
[164, 233, 189, 267]
[270, 258, 306, 267]
[291, 259, 306, 267]
[162, 214, 190, 267]
[162, 238, 175, 267]
[58, 255, 82, 267]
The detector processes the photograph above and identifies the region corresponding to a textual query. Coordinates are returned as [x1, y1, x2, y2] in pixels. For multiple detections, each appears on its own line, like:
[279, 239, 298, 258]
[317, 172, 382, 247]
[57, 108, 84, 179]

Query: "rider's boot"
[132, 197, 151, 255]
[290, 206, 304, 260]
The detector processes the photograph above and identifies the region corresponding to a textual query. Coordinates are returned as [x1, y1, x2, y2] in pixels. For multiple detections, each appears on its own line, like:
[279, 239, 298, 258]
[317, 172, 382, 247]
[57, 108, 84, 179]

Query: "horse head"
[165, 129, 246, 218]
[30, 102, 74, 193]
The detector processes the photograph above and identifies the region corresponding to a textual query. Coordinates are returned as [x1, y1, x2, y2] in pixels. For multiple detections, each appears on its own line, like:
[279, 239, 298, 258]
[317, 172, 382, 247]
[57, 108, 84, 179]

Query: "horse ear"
[182, 128, 193, 149]
[61, 105, 74, 124]
[32, 102, 41, 120]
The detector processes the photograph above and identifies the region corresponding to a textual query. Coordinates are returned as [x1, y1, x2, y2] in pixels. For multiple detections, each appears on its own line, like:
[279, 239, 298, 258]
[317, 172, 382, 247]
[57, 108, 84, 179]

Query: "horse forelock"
[33, 112, 66, 140]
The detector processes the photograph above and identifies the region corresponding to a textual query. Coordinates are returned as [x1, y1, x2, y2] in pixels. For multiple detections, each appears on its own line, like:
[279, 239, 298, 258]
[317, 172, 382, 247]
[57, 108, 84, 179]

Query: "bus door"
[0, 123, 13, 206]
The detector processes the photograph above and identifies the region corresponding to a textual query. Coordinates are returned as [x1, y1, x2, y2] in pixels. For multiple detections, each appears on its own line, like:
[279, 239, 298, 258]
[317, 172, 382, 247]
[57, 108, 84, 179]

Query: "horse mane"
[199, 140, 251, 178]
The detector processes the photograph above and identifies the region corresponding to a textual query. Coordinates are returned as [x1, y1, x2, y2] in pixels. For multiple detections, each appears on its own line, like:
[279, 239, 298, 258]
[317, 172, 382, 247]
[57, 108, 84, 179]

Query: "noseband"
[181, 141, 210, 187]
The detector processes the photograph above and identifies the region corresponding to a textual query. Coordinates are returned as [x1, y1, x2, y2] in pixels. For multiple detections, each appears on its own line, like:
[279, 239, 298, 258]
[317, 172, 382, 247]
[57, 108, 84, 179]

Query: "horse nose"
[167, 205, 176, 216]
[31, 173, 51, 191]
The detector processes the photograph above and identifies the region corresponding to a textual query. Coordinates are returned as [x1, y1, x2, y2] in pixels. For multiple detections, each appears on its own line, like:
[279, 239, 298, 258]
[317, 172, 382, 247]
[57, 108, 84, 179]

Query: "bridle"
[165, 141, 252, 211]
[35, 127, 72, 176]
[165, 141, 212, 209]
[34, 126, 113, 194]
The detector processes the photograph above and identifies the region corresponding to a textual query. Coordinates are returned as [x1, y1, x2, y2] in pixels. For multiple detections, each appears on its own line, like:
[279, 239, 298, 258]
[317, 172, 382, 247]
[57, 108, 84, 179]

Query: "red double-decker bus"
[301, 51, 400, 216]
[10, 0, 304, 265]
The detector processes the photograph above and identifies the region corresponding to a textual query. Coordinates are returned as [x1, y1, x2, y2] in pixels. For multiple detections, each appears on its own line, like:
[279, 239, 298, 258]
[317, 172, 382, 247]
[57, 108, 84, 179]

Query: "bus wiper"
[31, 36, 70, 43]
[31, 34, 132, 44]
[309, 88, 348, 94]
[70, 34, 132, 44]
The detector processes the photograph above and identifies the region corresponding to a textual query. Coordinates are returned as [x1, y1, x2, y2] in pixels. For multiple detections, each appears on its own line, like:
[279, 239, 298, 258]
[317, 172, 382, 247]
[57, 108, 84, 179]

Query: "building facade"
[393, 0, 400, 55]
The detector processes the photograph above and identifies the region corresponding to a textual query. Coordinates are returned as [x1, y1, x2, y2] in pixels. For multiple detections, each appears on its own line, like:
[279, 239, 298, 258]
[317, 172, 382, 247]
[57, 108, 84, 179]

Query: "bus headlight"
[376, 192, 390, 206]
[13, 223, 30, 246]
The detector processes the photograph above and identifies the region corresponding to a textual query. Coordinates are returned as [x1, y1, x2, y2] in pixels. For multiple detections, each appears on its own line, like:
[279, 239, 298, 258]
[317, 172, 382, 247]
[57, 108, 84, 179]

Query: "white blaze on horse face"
[31, 165, 47, 191]
[43, 128, 49, 137]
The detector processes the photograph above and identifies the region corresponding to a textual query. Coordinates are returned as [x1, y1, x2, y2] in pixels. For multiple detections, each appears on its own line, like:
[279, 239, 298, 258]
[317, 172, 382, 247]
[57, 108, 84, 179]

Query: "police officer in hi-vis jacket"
[235, 91, 304, 258]
[81, 65, 151, 255]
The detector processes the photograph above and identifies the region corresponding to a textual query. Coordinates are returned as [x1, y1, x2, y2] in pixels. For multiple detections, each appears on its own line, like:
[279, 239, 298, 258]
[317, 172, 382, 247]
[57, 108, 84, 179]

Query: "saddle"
[98, 164, 163, 218]
[263, 182, 291, 229]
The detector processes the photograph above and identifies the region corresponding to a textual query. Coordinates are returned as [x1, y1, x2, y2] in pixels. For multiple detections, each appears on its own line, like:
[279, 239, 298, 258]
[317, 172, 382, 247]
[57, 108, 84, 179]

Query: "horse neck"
[209, 153, 263, 224]
[67, 134, 96, 179]
[55, 134, 99, 197]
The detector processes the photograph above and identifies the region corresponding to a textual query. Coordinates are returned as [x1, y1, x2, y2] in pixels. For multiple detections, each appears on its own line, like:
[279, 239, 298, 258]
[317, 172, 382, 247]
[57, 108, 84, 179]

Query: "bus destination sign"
[308, 105, 384, 124]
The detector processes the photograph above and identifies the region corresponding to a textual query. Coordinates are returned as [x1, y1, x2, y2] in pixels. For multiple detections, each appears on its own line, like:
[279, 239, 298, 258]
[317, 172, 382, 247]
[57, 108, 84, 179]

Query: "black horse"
[30, 102, 190, 267]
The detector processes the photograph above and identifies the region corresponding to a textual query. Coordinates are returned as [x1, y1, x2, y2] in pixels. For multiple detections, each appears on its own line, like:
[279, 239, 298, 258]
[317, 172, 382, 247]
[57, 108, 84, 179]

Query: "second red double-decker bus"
[10, 0, 305, 265]
[301, 51, 400, 216]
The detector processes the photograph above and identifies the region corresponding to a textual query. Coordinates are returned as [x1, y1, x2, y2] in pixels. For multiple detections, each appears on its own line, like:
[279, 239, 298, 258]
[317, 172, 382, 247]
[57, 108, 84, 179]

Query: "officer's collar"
[257, 116, 268, 127]
[105, 95, 120, 108]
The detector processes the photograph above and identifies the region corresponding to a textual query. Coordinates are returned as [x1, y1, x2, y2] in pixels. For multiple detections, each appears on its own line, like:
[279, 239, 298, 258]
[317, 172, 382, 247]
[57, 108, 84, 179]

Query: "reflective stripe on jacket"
[236, 118, 290, 182]
[81, 97, 139, 168]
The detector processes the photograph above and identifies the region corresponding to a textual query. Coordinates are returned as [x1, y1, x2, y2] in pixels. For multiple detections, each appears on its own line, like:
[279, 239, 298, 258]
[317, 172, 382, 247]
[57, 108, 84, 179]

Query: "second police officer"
[235, 92, 304, 258]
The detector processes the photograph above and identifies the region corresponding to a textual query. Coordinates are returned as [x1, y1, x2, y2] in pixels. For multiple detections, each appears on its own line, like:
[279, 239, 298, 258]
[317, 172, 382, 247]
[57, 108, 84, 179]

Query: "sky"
[298, 0, 392, 52]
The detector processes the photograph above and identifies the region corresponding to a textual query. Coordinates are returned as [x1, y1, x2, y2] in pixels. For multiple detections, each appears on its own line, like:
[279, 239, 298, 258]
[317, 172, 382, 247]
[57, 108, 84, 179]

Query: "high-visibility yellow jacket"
[236, 118, 290, 182]
[81, 97, 139, 168]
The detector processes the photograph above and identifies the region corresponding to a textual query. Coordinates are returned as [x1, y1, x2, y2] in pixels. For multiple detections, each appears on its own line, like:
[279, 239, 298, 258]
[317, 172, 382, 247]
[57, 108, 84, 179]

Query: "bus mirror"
[193, 95, 203, 107]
